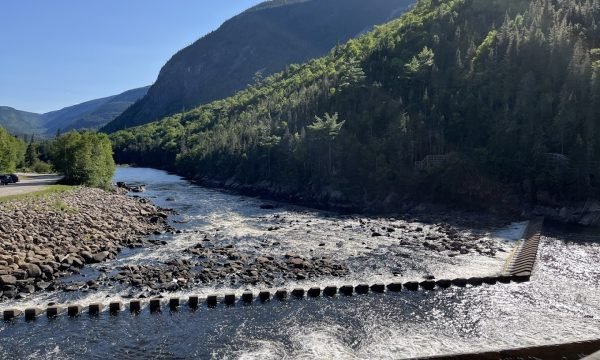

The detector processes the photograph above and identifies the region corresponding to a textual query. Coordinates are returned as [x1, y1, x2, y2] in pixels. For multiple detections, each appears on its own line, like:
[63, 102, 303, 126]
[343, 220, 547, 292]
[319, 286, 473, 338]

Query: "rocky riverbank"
[103, 246, 350, 297]
[0, 187, 171, 301]
[532, 200, 600, 227]
[75, 206, 514, 300]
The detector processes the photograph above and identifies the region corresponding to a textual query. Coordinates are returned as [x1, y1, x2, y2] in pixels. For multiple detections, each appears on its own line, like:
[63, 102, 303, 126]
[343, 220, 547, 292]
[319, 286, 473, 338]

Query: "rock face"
[101, 0, 414, 133]
[0, 187, 169, 301]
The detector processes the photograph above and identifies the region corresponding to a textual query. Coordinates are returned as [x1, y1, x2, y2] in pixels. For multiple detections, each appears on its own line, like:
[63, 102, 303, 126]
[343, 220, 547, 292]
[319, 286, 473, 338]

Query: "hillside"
[41, 86, 150, 134]
[111, 0, 600, 212]
[101, 0, 414, 133]
[0, 107, 42, 136]
[0, 86, 149, 137]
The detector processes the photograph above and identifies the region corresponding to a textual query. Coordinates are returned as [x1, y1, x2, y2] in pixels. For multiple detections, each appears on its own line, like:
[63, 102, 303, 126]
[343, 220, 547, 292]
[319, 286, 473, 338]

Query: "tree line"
[109, 0, 600, 210]
[0, 126, 26, 173]
[0, 126, 115, 189]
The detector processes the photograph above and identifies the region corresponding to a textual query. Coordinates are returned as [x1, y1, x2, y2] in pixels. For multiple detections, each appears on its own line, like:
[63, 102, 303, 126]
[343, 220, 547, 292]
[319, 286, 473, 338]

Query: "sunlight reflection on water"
[0, 168, 597, 359]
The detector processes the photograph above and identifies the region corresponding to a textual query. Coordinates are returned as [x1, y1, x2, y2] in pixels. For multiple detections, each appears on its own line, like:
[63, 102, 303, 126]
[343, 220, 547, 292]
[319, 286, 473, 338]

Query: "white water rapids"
[0, 168, 597, 359]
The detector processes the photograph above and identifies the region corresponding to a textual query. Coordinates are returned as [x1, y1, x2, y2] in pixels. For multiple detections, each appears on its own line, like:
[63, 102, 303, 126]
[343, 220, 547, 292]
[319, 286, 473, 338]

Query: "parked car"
[0, 175, 13, 185]
[8, 174, 19, 183]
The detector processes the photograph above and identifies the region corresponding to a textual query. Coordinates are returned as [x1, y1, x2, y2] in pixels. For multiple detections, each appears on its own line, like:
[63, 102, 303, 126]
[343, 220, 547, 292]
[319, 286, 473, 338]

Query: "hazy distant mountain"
[0, 86, 149, 137]
[41, 86, 150, 134]
[0, 106, 41, 135]
[102, 0, 414, 133]
[0, 106, 42, 136]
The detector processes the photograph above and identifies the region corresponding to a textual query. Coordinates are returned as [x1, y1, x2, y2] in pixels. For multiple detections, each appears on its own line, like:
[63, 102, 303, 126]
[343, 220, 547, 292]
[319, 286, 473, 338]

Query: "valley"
[0, 168, 598, 359]
[1, 0, 599, 358]
[0, 86, 149, 137]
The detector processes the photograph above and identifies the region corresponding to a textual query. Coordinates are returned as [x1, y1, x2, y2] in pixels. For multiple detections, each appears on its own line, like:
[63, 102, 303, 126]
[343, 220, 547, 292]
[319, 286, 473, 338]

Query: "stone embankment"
[0, 187, 171, 301]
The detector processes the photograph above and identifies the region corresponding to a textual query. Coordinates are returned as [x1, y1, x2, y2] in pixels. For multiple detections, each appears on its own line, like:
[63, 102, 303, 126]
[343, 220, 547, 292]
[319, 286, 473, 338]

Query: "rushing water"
[0, 168, 598, 359]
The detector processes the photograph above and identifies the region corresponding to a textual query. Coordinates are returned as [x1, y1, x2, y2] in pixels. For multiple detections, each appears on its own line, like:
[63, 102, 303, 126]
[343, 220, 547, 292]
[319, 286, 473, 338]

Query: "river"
[0, 167, 598, 359]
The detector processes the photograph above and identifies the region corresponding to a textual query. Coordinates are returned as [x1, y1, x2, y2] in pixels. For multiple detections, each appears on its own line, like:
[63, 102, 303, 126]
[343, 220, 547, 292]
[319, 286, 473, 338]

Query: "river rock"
[0, 187, 170, 301]
[39, 264, 54, 276]
[21, 263, 42, 278]
[12, 269, 28, 280]
[91, 252, 110, 263]
[288, 258, 305, 268]
[0, 275, 16, 286]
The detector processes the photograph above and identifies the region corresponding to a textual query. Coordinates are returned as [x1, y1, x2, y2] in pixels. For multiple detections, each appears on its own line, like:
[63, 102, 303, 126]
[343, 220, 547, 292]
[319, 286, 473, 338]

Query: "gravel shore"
[0, 187, 171, 301]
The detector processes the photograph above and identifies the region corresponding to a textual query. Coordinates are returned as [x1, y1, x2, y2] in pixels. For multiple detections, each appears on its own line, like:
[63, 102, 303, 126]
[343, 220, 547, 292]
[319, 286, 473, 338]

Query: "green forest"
[0, 126, 115, 189]
[0, 126, 26, 173]
[106, 0, 599, 211]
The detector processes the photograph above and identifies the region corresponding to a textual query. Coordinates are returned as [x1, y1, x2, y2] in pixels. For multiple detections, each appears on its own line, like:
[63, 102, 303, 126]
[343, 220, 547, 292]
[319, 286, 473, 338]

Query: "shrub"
[50, 131, 115, 189]
[30, 161, 54, 174]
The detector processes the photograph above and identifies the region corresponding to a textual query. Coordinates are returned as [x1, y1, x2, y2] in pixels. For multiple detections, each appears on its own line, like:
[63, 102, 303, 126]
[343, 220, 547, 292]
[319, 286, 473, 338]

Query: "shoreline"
[0, 186, 172, 302]
[187, 173, 600, 228]
[120, 165, 600, 228]
[2, 168, 524, 305]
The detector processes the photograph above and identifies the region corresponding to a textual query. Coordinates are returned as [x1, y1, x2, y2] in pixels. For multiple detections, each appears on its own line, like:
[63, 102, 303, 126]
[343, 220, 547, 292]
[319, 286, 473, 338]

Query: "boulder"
[3, 287, 17, 298]
[80, 251, 93, 262]
[40, 264, 54, 276]
[0, 275, 17, 286]
[71, 257, 85, 268]
[288, 258, 305, 268]
[91, 251, 110, 263]
[256, 256, 270, 264]
[21, 264, 42, 278]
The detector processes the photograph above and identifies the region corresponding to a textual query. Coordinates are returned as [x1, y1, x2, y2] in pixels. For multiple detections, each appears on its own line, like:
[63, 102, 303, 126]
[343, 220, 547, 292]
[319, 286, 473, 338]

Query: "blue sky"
[0, 0, 264, 113]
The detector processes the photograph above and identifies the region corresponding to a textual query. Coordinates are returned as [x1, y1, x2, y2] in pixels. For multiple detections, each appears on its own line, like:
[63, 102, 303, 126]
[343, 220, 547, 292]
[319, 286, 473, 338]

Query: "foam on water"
[0, 168, 524, 311]
[222, 234, 600, 360]
[2, 168, 597, 359]
[1, 232, 598, 359]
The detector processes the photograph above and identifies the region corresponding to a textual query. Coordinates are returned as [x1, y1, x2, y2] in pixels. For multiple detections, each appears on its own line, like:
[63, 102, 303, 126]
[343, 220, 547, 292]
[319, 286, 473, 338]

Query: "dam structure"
[2, 219, 545, 322]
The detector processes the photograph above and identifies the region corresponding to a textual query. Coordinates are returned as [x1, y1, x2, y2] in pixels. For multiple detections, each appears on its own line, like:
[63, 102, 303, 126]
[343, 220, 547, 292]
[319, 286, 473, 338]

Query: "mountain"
[0, 107, 42, 136]
[0, 86, 149, 137]
[41, 86, 150, 134]
[112, 0, 600, 211]
[101, 0, 414, 133]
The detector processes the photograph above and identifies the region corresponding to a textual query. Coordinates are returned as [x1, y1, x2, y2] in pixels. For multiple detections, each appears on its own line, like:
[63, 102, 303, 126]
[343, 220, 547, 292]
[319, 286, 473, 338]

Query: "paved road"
[0, 174, 62, 197]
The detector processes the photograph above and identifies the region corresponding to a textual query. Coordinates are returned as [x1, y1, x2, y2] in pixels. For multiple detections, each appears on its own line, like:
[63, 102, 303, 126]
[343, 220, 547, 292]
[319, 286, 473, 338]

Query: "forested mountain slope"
[101, 0, 414, 133]
[0, 107, 42, 136]
[41, 86, 150, 134]
[1, 87, 149, 138]
[111, 0, 600, 211]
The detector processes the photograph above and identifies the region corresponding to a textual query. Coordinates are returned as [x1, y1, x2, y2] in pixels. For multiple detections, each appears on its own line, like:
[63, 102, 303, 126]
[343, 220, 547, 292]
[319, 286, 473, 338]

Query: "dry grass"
[0, 185, 75, 203]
